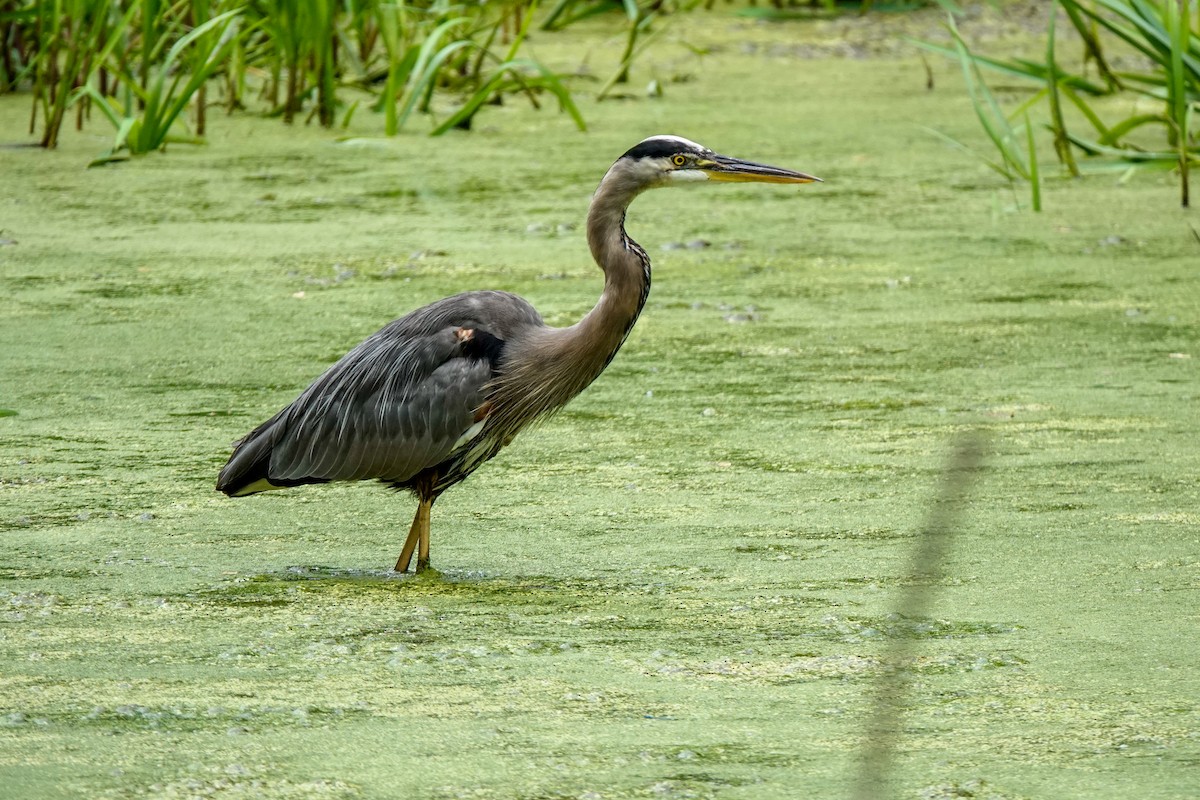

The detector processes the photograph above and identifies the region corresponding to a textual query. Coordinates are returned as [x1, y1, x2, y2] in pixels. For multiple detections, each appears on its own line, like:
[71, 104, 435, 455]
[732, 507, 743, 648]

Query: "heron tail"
[216, 412, 327, 497]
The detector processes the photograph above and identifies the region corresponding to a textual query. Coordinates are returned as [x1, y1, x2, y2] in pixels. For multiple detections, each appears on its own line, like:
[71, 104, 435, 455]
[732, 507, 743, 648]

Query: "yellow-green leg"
[417, 501, 431, 572]
[394, 497, 432, 573]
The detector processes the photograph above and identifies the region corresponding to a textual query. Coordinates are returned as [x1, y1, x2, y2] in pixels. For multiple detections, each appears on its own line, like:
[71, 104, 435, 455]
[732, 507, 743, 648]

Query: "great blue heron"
[217, 135, 820, 572]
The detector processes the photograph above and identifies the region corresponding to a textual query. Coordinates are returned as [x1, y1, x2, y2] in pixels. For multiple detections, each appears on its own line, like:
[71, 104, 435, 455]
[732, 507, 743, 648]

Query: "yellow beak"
[700, 154, 822, 184]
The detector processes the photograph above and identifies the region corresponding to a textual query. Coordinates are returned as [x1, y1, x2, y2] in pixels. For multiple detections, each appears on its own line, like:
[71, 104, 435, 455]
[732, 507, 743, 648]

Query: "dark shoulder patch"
[622, 136, 705, 161]
[459, 328, 506, 368]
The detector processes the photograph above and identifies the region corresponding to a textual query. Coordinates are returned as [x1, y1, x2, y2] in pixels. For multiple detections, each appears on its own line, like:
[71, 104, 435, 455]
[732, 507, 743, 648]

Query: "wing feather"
[218, 291, 542, 492]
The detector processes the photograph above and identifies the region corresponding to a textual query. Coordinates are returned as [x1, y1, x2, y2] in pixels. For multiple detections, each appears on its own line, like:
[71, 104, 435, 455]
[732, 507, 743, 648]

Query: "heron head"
[615, 135, 822, 190]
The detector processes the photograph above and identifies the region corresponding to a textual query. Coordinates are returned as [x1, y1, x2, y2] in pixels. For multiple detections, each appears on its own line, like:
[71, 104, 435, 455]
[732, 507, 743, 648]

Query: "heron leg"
[394, 494, 435, 573]
[416, 500, 432, 572]
[394, 503, 424, 573]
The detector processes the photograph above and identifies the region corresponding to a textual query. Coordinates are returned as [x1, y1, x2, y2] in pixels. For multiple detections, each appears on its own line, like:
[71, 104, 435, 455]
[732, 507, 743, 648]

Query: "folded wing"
[216, 291, 541, 496]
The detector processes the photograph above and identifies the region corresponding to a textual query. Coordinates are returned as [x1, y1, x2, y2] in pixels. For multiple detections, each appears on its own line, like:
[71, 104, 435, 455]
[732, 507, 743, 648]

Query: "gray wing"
[222, 291, 542, 489]
[271, 331, 489, 483]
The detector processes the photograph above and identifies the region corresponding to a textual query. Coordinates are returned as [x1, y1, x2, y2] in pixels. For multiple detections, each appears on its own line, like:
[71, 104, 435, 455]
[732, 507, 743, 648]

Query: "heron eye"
[671, 155, 687, 167]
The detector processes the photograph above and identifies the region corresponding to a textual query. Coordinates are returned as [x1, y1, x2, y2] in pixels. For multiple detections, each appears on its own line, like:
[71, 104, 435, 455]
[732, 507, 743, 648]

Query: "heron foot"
[411, 564, 443, 581]
[392, 557, 439, 577]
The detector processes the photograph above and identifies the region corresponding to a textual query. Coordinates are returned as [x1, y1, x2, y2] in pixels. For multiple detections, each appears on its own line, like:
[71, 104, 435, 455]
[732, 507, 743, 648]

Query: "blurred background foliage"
[0, 0, 962, 154]
[0, 0, 1195, 205]
[918, 0, 1198, 207]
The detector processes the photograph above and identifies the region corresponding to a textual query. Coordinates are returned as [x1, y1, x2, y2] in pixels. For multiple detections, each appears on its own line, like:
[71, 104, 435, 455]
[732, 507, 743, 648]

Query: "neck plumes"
[490, 165, 652, 427]
[578, 165, 652, 371]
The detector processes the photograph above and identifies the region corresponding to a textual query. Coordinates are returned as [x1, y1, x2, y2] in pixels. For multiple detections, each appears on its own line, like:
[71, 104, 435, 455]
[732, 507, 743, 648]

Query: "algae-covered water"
[2, 8, 1198, 799]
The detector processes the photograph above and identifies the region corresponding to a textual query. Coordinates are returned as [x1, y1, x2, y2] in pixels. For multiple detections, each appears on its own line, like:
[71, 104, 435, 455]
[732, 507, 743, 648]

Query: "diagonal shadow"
[851, 431, 989, 800]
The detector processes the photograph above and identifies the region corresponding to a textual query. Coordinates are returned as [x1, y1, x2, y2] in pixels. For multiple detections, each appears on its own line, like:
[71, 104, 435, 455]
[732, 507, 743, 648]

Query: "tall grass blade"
[70, 8, 245, 160]
[396, 39, 476, 132]
[431, 58, 585, 136]
[1058, 82, 1113, 139]
[1164, 0, 1191, 206]
[135, 9, 243, 152]
[381, 17, 471, 134]
[501, 0, 539, 63]
[540, 0, 622, 32]
[911, 39, 1108, 95]
[922, 126, 1014, 180]
[1026, 114, 1042, 211]
[540, 0, 577, 31]
[946, 15, 1029, 180]
[1074, 0, 1200, 85]
[1057, 0, 1123, 91]
[1063, 132, 1182, 161]
[38, 0, 120, 148]
[596, 11, 671, 101]
[1100, 113, 1171, 145]
[1046, 10, 1080, 176]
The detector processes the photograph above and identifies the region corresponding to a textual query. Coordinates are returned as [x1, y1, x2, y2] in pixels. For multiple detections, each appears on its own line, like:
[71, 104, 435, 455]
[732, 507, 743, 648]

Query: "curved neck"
[488, 164, 653, 429]
[575, 165, 652, 366]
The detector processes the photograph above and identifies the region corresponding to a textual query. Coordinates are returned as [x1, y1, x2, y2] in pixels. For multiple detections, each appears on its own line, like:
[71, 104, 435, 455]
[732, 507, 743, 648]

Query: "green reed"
[72, 6, 243, 163]
[8, 0, 605, 156]
[922, 15, 1044, 211]
[921, 0, 1199, 208]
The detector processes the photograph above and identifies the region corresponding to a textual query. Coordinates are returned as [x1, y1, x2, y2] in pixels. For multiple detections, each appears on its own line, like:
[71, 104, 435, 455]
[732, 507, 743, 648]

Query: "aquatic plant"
[920, 0, 1200, 207]
[72, 7, 244, 164]
[541, 0, 701, 100]
[728, 0, 977, 18]
[23, 0, 126, 148]
[922, 15, 1044, 211]
[6, 0, 592, 154]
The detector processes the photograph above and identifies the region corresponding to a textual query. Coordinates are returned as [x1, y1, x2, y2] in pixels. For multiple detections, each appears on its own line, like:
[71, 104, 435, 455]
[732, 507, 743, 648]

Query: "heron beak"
[700, 154, 822, 184]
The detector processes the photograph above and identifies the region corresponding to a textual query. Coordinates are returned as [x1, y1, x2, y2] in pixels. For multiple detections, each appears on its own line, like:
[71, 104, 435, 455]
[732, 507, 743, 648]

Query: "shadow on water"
[851, 430, 989, 800]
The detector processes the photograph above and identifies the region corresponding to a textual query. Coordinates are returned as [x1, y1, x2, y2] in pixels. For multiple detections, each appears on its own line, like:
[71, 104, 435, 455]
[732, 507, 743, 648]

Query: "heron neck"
[484, 166, 651, 430]
[575, 170, 651, 365]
